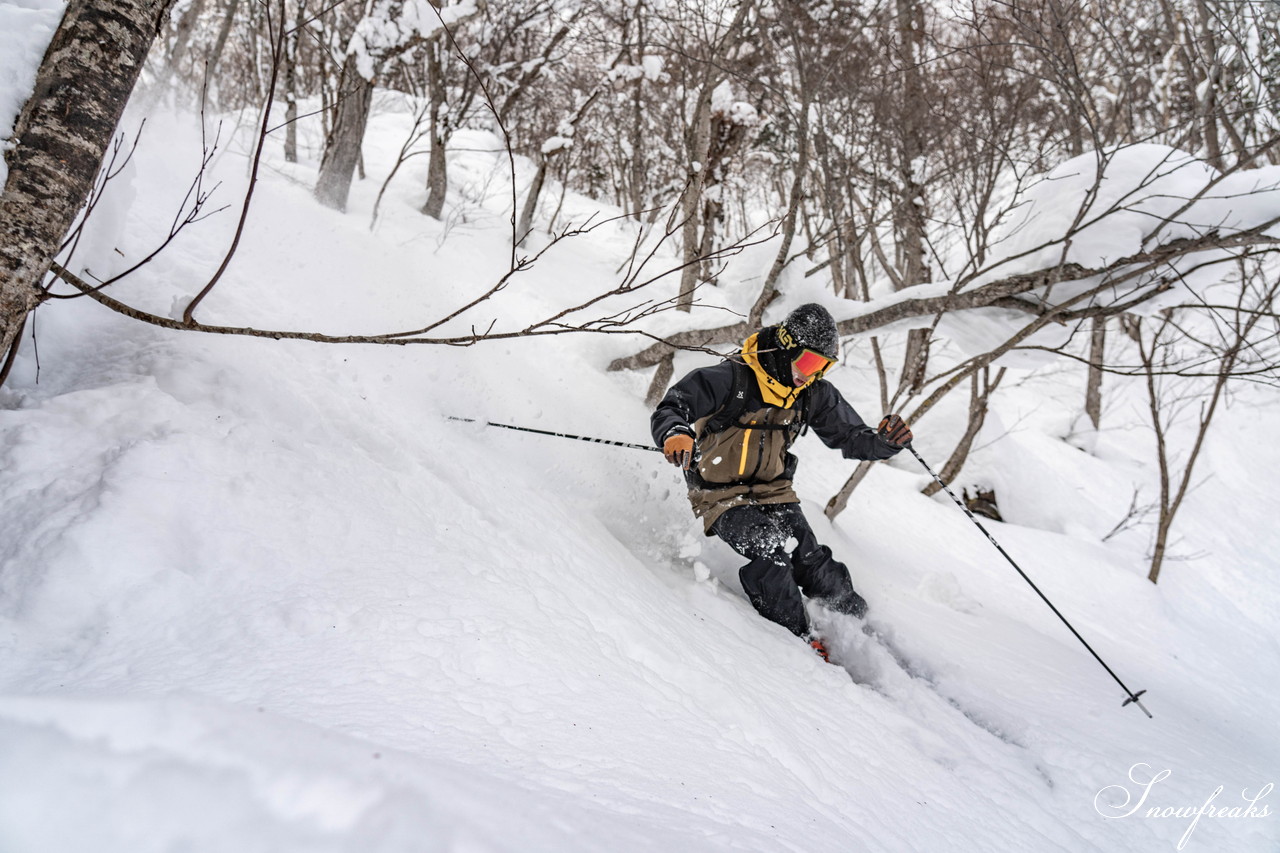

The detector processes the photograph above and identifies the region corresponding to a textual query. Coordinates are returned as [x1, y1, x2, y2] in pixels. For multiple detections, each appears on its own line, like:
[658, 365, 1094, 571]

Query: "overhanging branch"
[607, 224, 1280, 371]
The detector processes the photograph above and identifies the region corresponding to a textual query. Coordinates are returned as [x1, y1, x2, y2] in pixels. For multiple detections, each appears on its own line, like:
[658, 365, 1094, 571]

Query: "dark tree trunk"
[314, 53, 374, 211]
[282, 0, 301, 163]
[516, 156, 549, 245]
[318, 8, 332, 141]
[1085, 315, 1106, 429]
[1193, 0, 1224, 171]
[515, 72, 611, 243]
[893, 0, 932, 397]
[825, 461, 874, 520]
[420, 42, 448, 219]
[163, 0, 208, 89]
[0, 0, 175, 366]
[314, 1, 479, 215]
[747, 93, 809, 327]
[203, 0, 241, 103]
[645, 350, 675, 408]
[921, 368, 1004, 497]
[627, 81, 646, 218]
[677, 92, 711, 312]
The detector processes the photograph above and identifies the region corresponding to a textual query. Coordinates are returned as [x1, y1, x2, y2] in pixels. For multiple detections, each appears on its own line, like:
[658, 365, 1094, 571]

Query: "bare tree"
[919, 367, 1005, 498]
[1, 0, 177, 367]
[47, 208, 776, 350]
[653, 0, 760, 311]
[418, 37, 450, 218]
[313, 0, 482, 212]
[281, 0, 305, 163]
[1126, 257, 1280, 582]
[1084, 316, 1107, 429]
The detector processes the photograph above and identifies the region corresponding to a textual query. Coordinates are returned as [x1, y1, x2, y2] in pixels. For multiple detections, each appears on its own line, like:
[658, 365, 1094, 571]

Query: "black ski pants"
[710, 502, 867, 637]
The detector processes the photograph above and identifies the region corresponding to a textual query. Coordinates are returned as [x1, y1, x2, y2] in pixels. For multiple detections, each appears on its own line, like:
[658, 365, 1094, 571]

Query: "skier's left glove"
[877, 414, 912, 449]
[663, 433, 695, 469]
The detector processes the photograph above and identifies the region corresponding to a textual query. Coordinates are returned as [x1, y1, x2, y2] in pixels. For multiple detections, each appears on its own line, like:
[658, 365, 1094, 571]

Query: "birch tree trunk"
[0, 0, 175, 368]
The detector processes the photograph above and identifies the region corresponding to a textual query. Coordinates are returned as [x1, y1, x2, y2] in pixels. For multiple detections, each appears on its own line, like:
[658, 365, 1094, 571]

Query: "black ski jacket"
[651, 360, 898, 463]
[651, 358, 900, 530]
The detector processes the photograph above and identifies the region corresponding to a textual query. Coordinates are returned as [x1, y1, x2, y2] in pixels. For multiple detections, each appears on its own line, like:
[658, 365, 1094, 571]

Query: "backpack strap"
[791, 385, 811, 442]
[702, 358, 754, 436]
[702, 358, 818, 439]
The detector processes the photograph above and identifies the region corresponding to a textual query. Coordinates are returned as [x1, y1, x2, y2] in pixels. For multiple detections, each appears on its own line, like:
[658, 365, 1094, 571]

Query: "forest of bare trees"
[4, 0, 1280, 582]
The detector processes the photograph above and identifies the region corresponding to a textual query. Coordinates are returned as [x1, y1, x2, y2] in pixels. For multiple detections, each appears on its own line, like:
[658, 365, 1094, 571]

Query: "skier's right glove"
[663, 433, 695, 469]
[877, 414, 912, 448]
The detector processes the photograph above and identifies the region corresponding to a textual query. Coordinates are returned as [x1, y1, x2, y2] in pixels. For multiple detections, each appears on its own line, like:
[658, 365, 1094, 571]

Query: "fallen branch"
[607, 224, 1280, 371]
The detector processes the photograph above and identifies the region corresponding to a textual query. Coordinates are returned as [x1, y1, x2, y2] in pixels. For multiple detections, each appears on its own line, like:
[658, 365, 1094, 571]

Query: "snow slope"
[1, 101, 1278, 853]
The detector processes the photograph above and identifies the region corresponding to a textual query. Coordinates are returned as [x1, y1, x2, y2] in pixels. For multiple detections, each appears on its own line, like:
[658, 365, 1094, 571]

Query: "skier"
[651, 303, 912, 661]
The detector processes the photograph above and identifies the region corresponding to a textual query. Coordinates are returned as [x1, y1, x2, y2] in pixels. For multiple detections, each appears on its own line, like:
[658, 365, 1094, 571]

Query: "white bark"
[1, 0, 176, 366]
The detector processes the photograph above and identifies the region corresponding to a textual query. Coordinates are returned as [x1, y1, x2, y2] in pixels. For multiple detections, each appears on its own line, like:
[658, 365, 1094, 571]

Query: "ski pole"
[905, 443, 1152, 719]
[447, 417, 662, 453]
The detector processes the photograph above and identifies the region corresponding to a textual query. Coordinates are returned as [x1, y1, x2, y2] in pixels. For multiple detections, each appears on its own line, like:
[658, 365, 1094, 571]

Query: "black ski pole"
[448, 417, 662, 453]
[905, 443, 1152, 719]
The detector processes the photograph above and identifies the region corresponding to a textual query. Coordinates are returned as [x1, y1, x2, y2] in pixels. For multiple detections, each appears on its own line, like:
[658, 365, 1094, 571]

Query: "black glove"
[877, 414, 912, 448]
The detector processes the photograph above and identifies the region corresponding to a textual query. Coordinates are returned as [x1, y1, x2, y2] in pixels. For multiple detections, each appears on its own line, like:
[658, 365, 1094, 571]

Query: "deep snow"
[0, 87, 1278, 852]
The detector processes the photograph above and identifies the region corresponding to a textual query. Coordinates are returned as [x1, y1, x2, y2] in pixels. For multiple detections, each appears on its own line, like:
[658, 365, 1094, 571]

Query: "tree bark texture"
[162, 0, 208, 90]
[892, 0, 932, 396]
[0, 0, 175, 365]
[282, 0, 301, 163]
[314, 54, 374, 211]
[747, 130, 806, 327]
[1192, 0, 1224, 171]
[202, 0, 241, 103]
[313, 1, 483, 214]
[677, 92, 712, 312]
[824, 460, 874, 520]
[516, 65, 613, 243]
[920, 367, 1004, 498]
[1084, 315, 1106, 429]
[644, 350, 675, 408]
[515, 157, 549, 245]
[608, 225, 1280, 373]
[420, 42, 448, 219]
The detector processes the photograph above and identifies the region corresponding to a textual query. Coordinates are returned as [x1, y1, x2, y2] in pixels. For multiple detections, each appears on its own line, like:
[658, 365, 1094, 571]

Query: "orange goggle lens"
[792, 348, 834, 378]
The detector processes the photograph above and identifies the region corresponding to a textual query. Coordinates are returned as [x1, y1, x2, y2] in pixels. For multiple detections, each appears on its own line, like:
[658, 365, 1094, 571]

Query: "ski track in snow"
[0, 104, 1276, 853]
[839, 620, 1028, 749]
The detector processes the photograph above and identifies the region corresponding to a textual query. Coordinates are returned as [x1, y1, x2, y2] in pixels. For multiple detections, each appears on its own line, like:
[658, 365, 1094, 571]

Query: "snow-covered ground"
[1, 86, 1278, 851]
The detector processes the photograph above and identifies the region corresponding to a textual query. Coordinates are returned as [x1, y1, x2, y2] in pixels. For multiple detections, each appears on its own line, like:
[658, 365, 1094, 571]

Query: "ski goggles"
[792, 348, 835, 380]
